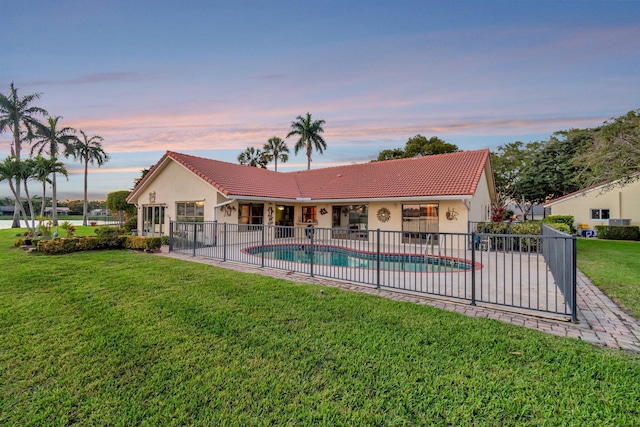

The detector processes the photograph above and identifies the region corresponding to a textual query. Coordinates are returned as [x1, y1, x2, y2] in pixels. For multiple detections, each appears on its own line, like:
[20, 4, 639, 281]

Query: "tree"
[0, 82, 48, 227]
[491, 141, 540, 218]
[0, 156, 37, 234]
[286, 112, 326, 170]
[30, 116, 76, 226]
[514, 130, 594, 204]
[262, 136, 289, 171]
[105, 190, 136, 227]
[577, 108, 640, 188]
[237, 147, 268, 168]
[375, 135, 458, 161]
[67, 130, 109, 225]
[132, 165, 155, 189]
[32, 155, 68, 217]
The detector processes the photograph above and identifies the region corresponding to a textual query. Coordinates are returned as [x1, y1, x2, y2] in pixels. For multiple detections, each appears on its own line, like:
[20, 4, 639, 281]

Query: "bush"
[36, 235, 162, 255]
[160, 235, 170, 245]
[124, 236, 162, 251]
[546, 223, 571, 234]
[124, 215, 137, 232]
[475, 221, 541, 252]
[543, 216, 575, 233]
[594, 225, 640, 241]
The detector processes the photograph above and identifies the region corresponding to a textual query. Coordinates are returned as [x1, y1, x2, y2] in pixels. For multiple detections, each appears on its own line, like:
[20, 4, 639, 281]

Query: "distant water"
[0, 219, 86, 230]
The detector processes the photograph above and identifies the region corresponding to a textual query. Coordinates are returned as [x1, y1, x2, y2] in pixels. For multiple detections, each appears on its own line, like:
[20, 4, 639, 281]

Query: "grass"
[577, 238, 640, 318]
[1, 228, 640, 425]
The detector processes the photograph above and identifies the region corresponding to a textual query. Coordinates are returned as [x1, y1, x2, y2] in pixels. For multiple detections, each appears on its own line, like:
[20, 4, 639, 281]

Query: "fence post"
[192, 222, 197, 257]
[261, 225, 265, 268]
[471, 232, 476, 306]
[376, 229, 381, 289]
[169, 221, 173, 252]
[571, 235, 578, 323]
[310, 226, 314, 278]
[223, 222, 227, 262]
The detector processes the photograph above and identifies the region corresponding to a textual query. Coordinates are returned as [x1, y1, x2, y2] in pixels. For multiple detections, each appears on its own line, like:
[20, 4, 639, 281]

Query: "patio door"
[275, 205, 294, 238]
[402, 203, 438, 243]
[143, 205, 166, 236]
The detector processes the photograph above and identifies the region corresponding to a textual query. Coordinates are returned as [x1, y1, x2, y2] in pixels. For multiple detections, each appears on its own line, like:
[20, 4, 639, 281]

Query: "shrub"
[546, 223, 571, 234]
[160, 235, 170, 245]
[37, 238, 80, 255]
[594, 225, 640, 241]
[36, 235, 162, 254]
[124, 215, 137, 232]
[475, 221, 541, 252]
[543, 216, 575, 233]
[124, 236, 162, 251]
[14, 238, 25, 247]
[60, 221, 76, 238]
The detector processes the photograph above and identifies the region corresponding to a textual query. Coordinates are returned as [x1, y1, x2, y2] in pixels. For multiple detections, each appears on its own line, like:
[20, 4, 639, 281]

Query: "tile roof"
[128, 149, 491, 202]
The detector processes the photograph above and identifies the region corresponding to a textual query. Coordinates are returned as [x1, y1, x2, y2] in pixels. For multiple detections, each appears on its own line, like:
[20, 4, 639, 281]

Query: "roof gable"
[128, 149, 491, 202]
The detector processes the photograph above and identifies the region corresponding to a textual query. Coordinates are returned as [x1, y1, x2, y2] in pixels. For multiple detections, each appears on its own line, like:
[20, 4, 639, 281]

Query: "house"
[543, 177, 640, 231]
[43, 207, 70, 216]
[90, 208, 110, 216]
[127, 149, 496, 243]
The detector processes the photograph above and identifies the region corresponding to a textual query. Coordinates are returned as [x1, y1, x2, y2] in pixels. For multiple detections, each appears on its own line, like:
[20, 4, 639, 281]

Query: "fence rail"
[170, 221, 577, 321]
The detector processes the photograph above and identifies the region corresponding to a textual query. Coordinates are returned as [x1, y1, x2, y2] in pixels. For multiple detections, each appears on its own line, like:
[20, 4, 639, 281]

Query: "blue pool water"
[245, 245, 472, 272]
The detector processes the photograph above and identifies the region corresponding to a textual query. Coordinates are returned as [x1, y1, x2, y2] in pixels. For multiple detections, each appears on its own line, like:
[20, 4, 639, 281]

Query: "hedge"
[542, 215, 576, 233]
[594, 225, 640, 241]
[36, 235, 162, 255]
[475, 221, 542, 252]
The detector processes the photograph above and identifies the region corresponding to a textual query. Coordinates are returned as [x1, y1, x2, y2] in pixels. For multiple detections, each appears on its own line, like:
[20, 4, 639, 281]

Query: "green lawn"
[1, 228, 639, 425]
[577, 238, 640, 318]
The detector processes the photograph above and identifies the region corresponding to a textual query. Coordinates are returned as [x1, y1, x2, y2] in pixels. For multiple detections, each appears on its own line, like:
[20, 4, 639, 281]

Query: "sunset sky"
[1, 0, 639, 200]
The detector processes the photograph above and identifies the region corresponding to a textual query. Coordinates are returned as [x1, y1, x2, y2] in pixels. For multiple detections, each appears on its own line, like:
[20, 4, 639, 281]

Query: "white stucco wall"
[130, 160, 218, 234]
[468, 169, 493, 223]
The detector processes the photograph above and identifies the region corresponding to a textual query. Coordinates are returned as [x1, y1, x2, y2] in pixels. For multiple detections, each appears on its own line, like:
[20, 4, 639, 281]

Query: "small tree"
[238, 147, 268, 168]
[105, 190, 136, 227]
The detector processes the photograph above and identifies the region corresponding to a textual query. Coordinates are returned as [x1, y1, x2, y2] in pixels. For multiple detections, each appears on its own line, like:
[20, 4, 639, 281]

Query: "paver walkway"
[159, 250, 640, 353]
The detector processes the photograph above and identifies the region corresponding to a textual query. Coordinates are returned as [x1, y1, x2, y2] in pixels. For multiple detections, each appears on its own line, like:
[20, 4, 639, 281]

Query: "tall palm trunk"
[11, 126, 21, 228]
[51, 172, 58, 226]
[306, 145, 312, 170]
[40, 180, 47, 218]
[83, 153, 89, 226]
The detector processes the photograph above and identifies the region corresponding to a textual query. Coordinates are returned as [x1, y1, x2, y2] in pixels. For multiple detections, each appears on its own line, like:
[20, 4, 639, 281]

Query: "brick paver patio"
[159, 249, 640, 353]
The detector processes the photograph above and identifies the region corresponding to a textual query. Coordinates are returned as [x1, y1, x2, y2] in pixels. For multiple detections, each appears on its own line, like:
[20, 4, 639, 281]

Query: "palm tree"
[286, 112, 326, 170]
[32, 155, 68, 217]
[31, 116, 76, 225]
[67, 130, 109, 225]
[0, 82, 48, 227]
[262, 136, 289, 172]
[238, 147, 268, 168]
[0, 156, 37, 234]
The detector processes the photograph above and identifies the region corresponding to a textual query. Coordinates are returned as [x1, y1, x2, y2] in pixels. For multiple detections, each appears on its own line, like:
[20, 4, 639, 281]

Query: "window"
[402, 203, 439, 243]
[176, 201, 204, 222]
[591, 209, 610, 220]
[302, 206, 317, 222]
[239, 203, 264, 230]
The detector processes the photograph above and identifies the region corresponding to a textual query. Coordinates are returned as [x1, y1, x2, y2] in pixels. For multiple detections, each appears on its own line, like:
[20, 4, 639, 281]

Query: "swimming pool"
[244, 244, 473, 272]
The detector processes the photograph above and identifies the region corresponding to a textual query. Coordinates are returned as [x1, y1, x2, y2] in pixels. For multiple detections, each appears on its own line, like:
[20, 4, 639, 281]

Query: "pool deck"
[159, 246, 640, 353]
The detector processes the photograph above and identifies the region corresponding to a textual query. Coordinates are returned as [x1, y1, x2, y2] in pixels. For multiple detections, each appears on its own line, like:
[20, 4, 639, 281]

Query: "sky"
[1, 0, 639, 201]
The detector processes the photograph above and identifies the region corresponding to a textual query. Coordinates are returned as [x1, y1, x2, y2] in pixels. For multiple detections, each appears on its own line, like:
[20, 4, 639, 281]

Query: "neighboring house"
[43, 207, 70, 216]
[543, 177, 640, 230]
[0, 206, 14, 216]
[90, 208, 110, 216]
[127, 149, 496, 244]
[507, 203, 545, 221]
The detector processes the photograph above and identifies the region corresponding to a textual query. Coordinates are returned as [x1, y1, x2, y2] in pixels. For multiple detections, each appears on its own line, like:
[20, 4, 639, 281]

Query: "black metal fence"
[170, 221, 577, 321]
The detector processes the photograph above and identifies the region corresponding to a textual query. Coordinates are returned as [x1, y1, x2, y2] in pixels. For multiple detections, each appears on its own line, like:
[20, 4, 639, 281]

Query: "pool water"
[245, 245, 472, 272]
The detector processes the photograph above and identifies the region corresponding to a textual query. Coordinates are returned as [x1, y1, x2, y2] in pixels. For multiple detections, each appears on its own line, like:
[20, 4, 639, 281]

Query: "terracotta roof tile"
[129, 149, 490, 202]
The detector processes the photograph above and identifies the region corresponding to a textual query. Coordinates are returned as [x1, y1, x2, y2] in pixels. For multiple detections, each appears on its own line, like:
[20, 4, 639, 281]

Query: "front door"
[275, 205, 294, 238]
